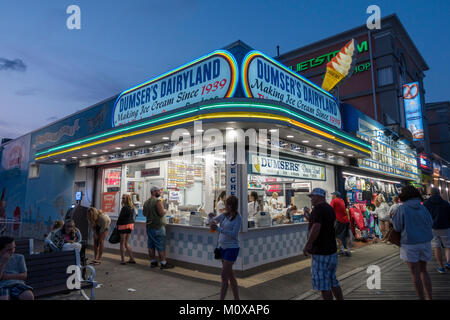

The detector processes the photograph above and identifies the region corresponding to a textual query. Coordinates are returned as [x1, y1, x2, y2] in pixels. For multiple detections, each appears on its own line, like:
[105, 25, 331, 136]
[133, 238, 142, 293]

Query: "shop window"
[101, 155, 227, 225]
[28, 163, 40, 178]
[100, 167, 122, 216]
[377, 67, 393, 87]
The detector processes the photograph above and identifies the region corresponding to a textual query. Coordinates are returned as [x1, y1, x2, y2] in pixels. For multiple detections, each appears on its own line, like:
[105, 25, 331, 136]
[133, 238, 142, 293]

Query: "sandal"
[120, 262, 127, 265]
[127, 260, 136, 264]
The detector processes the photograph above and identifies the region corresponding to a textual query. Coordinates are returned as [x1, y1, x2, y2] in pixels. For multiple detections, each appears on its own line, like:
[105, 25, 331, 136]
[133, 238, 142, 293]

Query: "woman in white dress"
[216, 191, 227, 215]
[248, 191, 259, 216]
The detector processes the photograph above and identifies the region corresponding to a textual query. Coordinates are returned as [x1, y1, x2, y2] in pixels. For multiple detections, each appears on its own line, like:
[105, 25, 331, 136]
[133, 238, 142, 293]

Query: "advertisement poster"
[112, 50, 238, 127]
[102, 192, 118, 214]
[403, 82, 424, 141]
[242, 51, 342, 129]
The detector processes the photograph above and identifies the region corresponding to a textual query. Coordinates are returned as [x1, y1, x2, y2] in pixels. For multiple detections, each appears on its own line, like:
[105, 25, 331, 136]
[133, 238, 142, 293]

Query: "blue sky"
[1, 0, 449, 139]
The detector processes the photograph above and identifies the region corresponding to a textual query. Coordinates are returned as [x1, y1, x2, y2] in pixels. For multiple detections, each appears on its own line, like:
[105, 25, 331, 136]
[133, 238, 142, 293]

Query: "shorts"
[311, 253, 339, 291]
[0, 284, 33, 299]
[335, 221, 350, 241]
[219, 247, 240, 262]
[147, 226, 166, 252]
[118, 229, 132, 234]
[400, 242, 432, 263]
[431, 229, 450, 248]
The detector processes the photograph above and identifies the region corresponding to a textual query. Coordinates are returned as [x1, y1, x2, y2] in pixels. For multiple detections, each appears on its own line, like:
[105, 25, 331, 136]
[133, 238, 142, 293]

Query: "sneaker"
[445, 263, 450, 270]
[150, 261, 158, 268]
[160, 262, 174, 270]
[437, 267, 446, 274]
[344, 251, 352, 257]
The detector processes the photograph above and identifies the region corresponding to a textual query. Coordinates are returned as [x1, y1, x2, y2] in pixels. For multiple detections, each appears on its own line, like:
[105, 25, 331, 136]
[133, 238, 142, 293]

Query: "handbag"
[385, 227, 401, 247]
[108, 224, 120, 244]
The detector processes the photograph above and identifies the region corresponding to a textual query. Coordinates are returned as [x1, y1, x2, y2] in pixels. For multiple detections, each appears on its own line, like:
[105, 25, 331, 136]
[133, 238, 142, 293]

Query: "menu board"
[167, 161, 187, 189]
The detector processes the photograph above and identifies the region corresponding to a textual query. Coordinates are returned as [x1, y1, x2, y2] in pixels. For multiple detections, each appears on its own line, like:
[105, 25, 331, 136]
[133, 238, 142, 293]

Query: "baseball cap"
[151, 186, 161, 192]
[331, 191, 341, 197]
[308, 188, 326, 198]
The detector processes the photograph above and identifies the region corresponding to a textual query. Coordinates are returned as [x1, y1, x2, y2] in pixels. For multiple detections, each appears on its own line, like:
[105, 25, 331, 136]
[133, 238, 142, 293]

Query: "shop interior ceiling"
[36, 121, 367, 165]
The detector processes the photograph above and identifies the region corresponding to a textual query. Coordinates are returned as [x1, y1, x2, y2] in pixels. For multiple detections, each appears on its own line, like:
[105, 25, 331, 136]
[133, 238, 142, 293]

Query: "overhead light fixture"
[91, 152, 97, 155]
[61, 159, 67, 162]
[301, 140, 309, 143]
[102, 150, 108, 153]
[71, 157, 77, 159]
[269, 129, 278, 133]
[145, 140, 151, 144]
[348, 154, 353, 157]
[53, 160, 58, 163]
[196, 129, 204, 133]
[327, 148, 334, 151]
[182, 132, 190, 136]
[338, 151, 344, 154]
[82, 154, 88, 157]
[115, 147, 121, 150]
[129, 144, 136, 147]
[315, 145, 322, 147]
[226, 127, 234, 130]
[287, 135, 294, 138]
[162, 137, 170, 140]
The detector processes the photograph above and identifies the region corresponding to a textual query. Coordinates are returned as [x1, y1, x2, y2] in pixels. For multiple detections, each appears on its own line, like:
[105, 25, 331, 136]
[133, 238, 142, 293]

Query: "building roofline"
[277, 14, 429, 71]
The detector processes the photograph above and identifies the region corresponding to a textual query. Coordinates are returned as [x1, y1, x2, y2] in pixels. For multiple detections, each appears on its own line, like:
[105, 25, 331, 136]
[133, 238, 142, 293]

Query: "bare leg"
[228, 267, 240, 300]
[220, 260, 233, 300]
[407, 262, 425, 300]
[120, 234, 127, 263]
[148, 248, 156, 262]
[434, 247, 444, 268]
[445, 248, 450, 264]
[419, 261, 432, 300]
[159, 251, 166, 262]
[93, 234, 99, 261]
[18, 290, 34, 300]
[97, 232, 106, 261]
[320, 290, 333, 300]
[331, 286, 344, 300]
[125, 234, 135, 262]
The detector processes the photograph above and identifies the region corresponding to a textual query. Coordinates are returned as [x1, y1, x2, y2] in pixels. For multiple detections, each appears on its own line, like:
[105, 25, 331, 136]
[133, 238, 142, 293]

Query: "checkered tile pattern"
[103, 222, 309, 271]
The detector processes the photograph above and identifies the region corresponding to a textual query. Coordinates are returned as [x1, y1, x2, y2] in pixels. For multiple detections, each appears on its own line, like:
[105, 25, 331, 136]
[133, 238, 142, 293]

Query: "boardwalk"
[295, 251, 450, 300]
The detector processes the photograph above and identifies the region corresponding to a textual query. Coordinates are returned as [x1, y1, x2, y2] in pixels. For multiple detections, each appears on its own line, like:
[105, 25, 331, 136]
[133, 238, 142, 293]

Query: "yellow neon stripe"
[36, 112, 370, 160]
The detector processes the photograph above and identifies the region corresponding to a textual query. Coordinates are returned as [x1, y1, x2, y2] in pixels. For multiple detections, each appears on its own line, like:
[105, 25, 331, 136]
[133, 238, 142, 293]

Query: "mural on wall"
[0, 134, 31, 238]
[31, 99, 114, 153]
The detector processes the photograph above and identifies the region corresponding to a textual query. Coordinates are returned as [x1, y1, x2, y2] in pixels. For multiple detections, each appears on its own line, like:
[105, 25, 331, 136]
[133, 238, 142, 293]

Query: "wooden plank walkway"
[296, 252, 450, 300]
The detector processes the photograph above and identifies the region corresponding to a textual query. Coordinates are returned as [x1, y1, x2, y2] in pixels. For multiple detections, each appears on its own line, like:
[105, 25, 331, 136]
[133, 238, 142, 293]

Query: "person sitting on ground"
[87, 207, 111, 265]
[47, 219, 82, 252]
[0, 236, 34, 300]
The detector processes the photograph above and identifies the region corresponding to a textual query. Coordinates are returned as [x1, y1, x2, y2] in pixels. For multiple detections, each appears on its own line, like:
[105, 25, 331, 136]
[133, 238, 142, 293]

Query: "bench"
[24, 249, 97, 300]
[14, 238, 34, 255]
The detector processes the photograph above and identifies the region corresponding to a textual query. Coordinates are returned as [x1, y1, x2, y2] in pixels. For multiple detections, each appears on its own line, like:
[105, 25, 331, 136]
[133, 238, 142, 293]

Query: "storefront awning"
[34, 99, 371, 165]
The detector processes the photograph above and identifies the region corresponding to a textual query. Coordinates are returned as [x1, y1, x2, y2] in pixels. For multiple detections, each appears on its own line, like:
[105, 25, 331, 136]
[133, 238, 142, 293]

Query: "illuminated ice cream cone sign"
[322, 39, 356, 92]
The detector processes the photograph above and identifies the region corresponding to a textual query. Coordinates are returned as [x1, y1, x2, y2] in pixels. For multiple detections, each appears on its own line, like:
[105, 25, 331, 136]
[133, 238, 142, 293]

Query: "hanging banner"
[403, 82, 424, 141]
[112, 50, 238, 127]
[241, 50, 342, 129]
[250, 154, 326, 180]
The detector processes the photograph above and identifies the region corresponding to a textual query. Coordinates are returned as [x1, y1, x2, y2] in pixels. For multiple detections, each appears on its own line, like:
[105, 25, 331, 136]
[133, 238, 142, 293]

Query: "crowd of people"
[0, 182, 448, 301]
[302, 185, 450, 300]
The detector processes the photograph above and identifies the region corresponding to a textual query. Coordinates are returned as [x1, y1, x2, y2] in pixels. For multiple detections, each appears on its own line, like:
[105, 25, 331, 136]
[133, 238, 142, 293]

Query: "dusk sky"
[1, 0, 449, 140]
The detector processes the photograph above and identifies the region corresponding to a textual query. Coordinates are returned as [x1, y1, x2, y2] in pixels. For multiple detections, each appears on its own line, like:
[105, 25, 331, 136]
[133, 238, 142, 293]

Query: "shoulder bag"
[108, 223, 120, 244]
[385, 226, 401, 247]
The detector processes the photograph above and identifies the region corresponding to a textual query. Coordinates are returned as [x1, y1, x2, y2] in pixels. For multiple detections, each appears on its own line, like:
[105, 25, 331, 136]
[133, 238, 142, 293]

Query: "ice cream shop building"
[0, 39, 420, 271]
